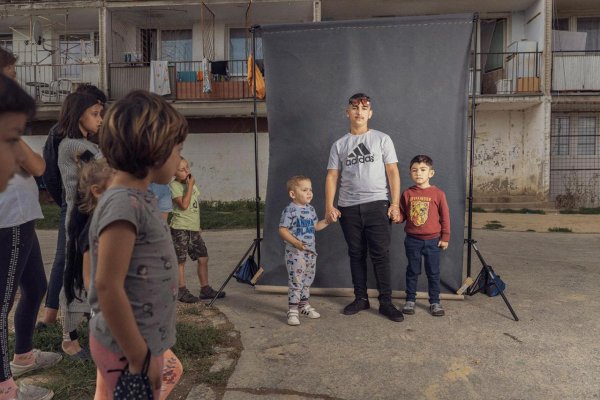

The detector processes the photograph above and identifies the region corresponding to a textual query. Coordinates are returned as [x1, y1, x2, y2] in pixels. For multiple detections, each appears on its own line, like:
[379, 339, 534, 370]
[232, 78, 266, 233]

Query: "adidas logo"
[345, 143, 375, 166]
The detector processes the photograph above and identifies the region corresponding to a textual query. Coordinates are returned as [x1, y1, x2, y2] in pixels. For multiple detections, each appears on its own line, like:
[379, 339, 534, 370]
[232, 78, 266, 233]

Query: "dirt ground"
[471, 212, 600, 233]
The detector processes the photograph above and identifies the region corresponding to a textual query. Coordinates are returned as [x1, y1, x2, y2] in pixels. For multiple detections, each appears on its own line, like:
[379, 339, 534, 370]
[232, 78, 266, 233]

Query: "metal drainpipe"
[99, 4, 108, 96]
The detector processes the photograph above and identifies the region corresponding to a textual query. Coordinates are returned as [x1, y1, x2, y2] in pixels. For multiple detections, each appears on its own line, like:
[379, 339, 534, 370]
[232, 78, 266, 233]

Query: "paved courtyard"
[36, 221, 600, 400]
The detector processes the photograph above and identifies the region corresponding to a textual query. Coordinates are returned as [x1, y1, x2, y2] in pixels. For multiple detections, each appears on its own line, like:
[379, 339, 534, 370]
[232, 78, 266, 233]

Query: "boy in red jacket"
[398, 155, 450, 316]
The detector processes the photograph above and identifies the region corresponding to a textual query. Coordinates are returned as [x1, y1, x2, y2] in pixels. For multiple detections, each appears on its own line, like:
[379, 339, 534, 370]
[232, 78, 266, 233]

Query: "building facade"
[0, 0, 598, 207]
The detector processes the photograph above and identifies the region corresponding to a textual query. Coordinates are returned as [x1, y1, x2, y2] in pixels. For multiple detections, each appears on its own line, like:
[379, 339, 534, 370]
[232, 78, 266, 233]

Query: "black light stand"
[464, 13, 518, 321]
[209, 25, 263, 306]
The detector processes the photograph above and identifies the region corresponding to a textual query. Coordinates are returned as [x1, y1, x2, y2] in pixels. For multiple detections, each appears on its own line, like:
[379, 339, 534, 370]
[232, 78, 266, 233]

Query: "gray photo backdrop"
[259, 14, 473, 294]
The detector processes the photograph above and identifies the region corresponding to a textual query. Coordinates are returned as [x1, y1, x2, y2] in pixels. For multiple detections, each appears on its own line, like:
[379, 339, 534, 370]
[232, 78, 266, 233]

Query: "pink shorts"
[90, 336, 164, 400]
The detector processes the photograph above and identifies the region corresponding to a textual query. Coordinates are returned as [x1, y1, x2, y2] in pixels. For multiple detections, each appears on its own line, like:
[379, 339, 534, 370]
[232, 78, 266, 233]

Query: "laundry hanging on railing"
[247, 55, 265, 99]
[202, 58, 211, 93]
[149, 60, 171, 96]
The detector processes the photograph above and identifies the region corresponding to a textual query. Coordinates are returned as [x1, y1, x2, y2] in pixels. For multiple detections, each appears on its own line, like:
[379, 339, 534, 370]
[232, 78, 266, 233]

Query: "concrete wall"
[178, 132, 269, 201]
[23, 132, 270, 202]
[510, 11, 525, 43]
[525, 0, 545, 47]
[506, 0, 544, 47]
[26, 108, 552, 203]
[473, 103, 549, 201]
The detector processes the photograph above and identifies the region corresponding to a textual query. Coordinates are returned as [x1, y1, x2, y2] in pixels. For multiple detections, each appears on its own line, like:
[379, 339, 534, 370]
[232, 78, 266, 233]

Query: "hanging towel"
[247, 55, 266, 99]
[202, 58, 212, 93]
[150, 60, 171, 95]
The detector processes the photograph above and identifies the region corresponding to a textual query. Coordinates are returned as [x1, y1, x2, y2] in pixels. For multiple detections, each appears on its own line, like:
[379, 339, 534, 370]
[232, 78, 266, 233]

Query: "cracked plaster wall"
[473, 103, 548, 201]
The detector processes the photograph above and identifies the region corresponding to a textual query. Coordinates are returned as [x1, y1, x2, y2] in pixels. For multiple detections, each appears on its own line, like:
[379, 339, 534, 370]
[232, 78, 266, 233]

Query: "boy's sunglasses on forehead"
[349, 97, 370, 106]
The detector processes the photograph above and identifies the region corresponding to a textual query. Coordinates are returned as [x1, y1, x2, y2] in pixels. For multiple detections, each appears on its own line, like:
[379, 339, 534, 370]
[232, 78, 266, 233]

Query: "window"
[60, 33, 98, 61]
[553, 18, 569, 31]
[0, 36, 12, 53]
[59, 33, 98, 79]
[161, 30, 192, 62]
[552, 117, 570, 156]
[577, 17, 600, 51]
[481, 19, 505, 72]
[140, 29, 157, 63]
[577, 117, 597, 155]
[229, 28, 262, 76]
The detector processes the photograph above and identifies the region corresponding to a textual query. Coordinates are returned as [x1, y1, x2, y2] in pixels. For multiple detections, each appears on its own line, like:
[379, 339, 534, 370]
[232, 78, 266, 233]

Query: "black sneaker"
[178, 287, 199, 303]
[343, 298, 370, 315]
[199, 286, 226, 300]
[379, 303, 404, 322]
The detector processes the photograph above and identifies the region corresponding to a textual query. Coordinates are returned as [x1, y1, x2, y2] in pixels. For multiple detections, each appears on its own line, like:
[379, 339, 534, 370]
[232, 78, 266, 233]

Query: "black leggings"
[0, 221, 47, 381]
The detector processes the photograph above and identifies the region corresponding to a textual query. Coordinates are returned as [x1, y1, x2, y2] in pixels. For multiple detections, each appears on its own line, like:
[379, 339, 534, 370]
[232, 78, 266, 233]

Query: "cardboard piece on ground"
[456, 277, 474, 295]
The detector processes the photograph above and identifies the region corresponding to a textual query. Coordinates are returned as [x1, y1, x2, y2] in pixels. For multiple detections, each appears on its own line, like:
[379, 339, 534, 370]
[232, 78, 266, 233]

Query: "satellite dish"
[31, 19, 43, 46]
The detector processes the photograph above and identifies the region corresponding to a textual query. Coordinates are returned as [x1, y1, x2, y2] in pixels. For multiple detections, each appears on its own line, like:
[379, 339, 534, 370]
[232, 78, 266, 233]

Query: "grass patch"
[493, 208, 546, 214]
[181, 306, 204, 316]
[7, 322, 95, 399]
[548, 227, 572, 233]
[8, 318, 234, 399]
[37, 200, 266, 230]
[484, 222, 504, 230]
[172, 322, 223, 358]
[173, 322, 237, 387]
[200, 200, 264, 212]
[37, 203, 61, 230]
[559, 207, 600, 215]
[472, 207, 487, 213]
[200, 200, 264, 230]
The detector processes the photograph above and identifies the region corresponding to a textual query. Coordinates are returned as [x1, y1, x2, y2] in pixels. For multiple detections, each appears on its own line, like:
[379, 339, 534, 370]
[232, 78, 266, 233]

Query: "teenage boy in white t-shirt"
[325, 93, 404, 322]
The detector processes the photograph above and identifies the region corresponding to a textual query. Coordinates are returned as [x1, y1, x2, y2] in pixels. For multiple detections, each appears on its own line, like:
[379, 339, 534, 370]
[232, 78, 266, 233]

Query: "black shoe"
[343, 298, 370, 315]
[199, 286, 226, 300]
[379, 303, 404, 322]
[178, 287, 199, 303]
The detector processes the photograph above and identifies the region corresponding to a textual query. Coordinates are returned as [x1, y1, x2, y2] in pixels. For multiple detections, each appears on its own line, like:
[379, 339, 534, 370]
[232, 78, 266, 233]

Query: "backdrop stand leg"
[462, 13, 517, 322]
[208, 239, 261, 307]
[208, 24, 263, 307]
[465, 240, 519, 321]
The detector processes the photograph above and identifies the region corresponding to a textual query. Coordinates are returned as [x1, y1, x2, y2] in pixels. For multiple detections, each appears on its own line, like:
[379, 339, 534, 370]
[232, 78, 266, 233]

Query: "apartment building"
[0, 0, 597, 207]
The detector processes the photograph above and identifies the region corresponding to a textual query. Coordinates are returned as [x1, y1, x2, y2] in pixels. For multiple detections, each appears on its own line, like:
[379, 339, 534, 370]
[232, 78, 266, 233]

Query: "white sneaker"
[10, 349, 62, 378]
[287, 310, 300, 326]
[300, 305, 321, 319]
[16, 382, 54, 400]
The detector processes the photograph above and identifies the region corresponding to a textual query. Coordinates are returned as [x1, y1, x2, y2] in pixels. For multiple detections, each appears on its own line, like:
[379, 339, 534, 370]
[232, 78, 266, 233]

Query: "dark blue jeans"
[45, 201, 66, 310]
[339, 200, 392, 304]
[404, 235, 441, 304]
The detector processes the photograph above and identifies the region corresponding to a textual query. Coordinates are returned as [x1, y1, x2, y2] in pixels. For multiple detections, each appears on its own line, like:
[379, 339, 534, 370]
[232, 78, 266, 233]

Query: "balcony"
[15, 62, 100, 104]
[552, 51, 600, 94]
[472, 51, 542, 96]
[13, 59, 263, 119]
[108, 59, 255, 102]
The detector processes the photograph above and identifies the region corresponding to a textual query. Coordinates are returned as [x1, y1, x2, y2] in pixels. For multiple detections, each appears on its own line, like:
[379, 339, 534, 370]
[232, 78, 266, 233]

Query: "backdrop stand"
[463, 13, 518, 321]
[209, 25, 263, 307]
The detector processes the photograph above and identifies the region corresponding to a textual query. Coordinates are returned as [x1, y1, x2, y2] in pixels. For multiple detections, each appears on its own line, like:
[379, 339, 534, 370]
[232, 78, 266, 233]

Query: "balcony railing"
[15, 63, 100, 103]
[553, 50, 600, 93]
[108, 59, 255, 101]
[472, 51, 542, 95]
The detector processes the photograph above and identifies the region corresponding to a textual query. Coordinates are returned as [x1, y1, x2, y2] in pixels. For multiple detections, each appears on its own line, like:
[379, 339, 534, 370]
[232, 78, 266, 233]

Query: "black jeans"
[339, 200, 392, 304]
[45, 201, 66, 309]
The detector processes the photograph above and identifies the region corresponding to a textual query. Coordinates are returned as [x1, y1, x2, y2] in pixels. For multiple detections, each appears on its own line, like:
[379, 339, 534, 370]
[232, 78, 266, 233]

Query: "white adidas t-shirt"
[327, 129, 398, 207]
